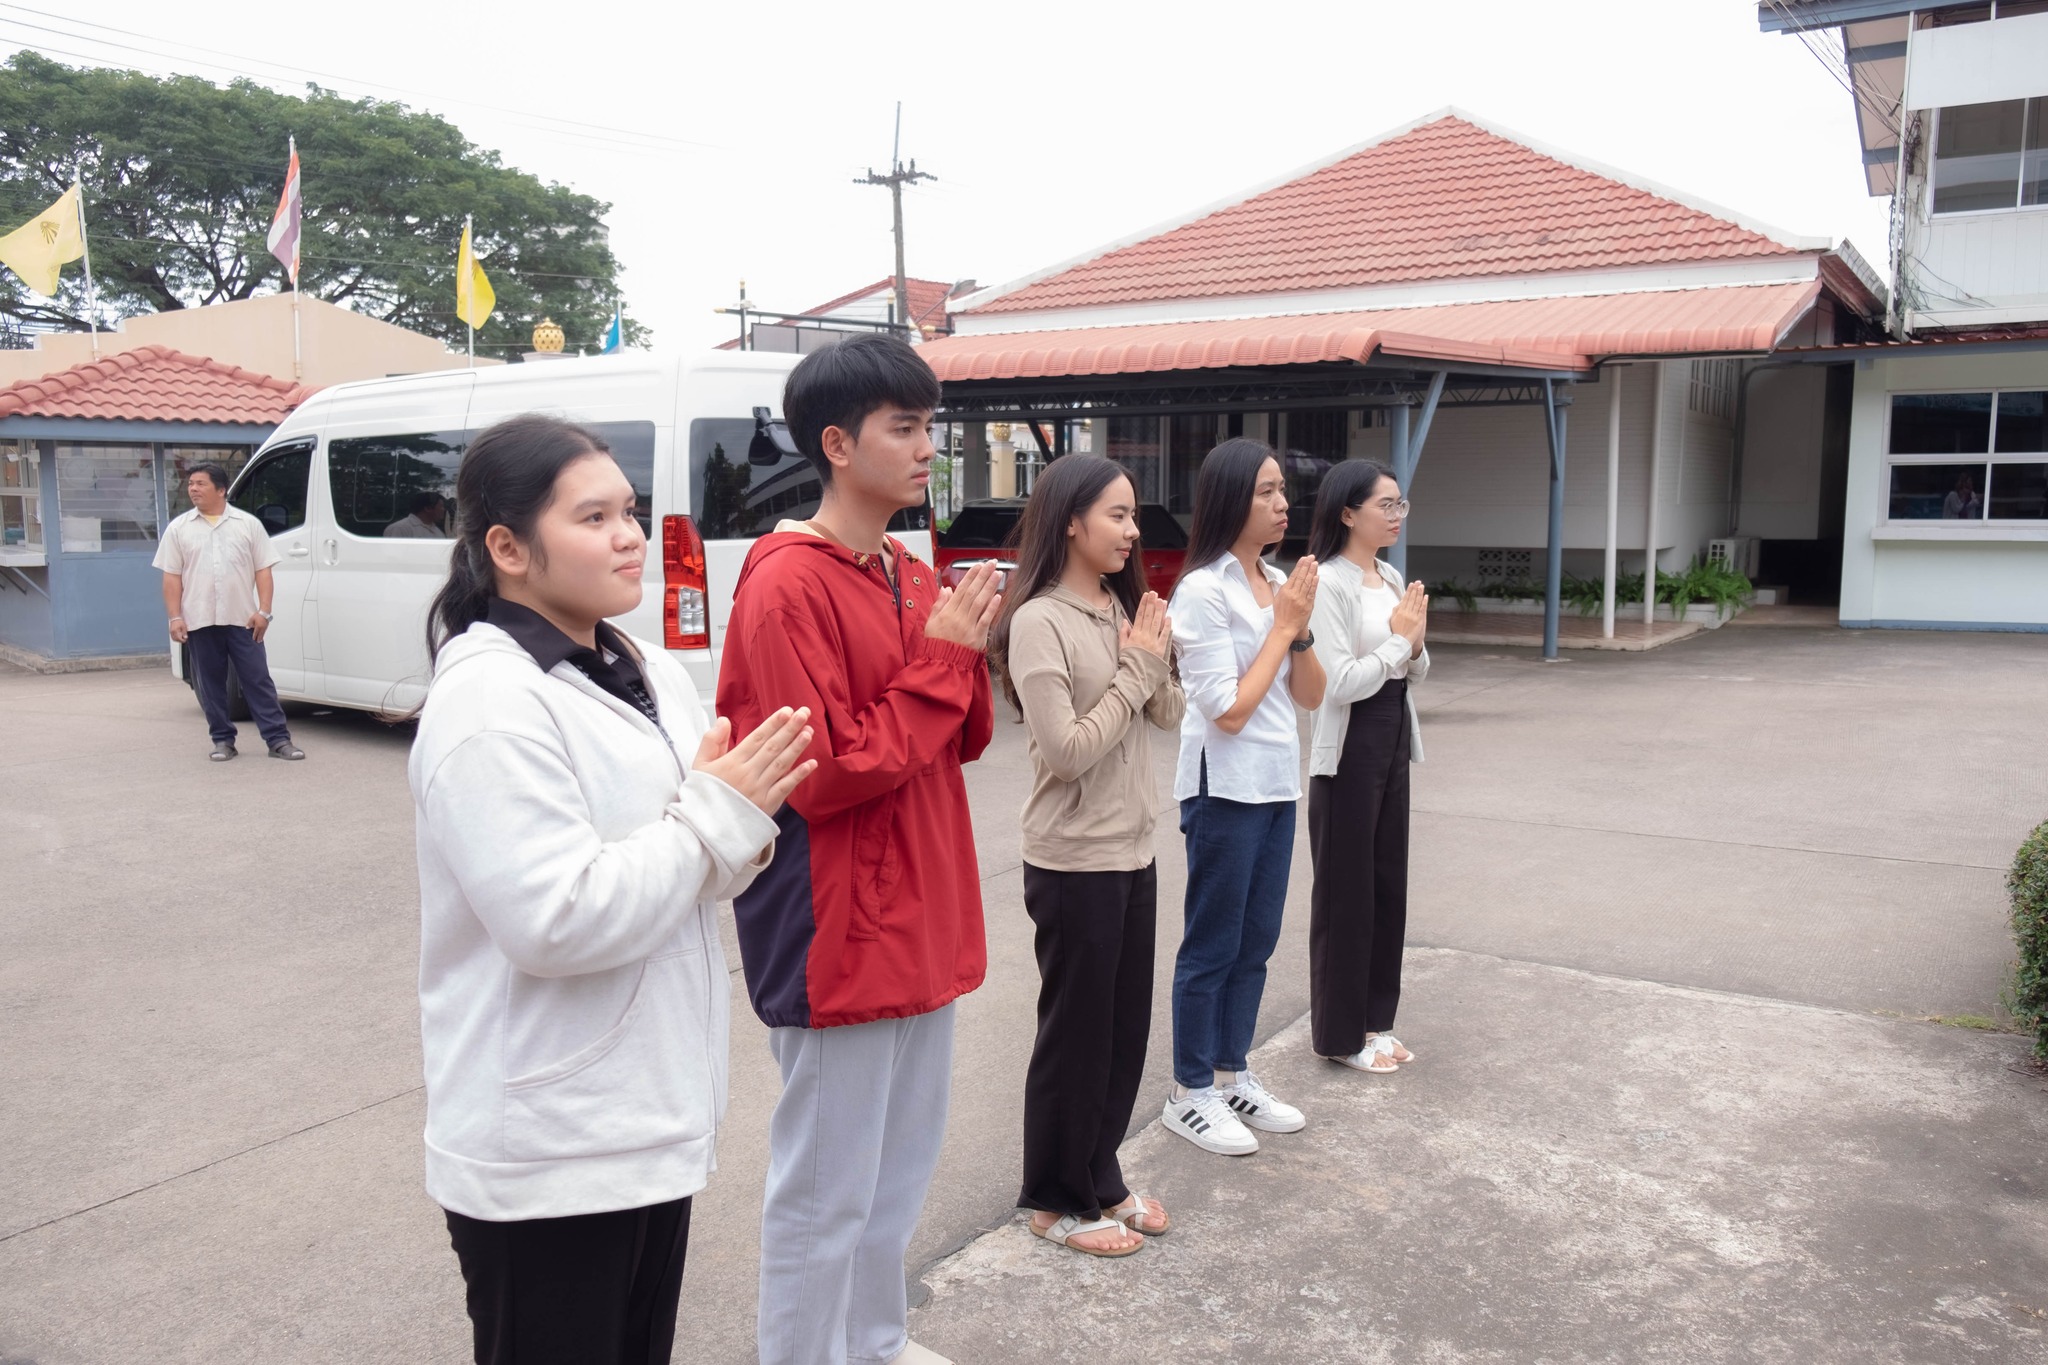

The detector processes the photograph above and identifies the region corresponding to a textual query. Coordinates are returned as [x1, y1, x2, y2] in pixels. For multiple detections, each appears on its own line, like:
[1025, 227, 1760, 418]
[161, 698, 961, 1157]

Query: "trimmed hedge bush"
[2009, 819, 2048, 1061]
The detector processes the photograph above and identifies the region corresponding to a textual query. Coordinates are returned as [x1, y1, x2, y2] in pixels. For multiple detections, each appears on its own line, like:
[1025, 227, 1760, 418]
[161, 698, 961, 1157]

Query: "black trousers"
[1018, 861, 1157, 1217]
[1307, 679, 1411, 1057]
[186, 624, 291, 747]
[444, 1197, 692, 1365]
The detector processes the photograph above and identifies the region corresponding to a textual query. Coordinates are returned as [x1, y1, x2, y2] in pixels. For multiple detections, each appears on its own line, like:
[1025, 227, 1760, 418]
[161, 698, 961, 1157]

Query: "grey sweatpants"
[758, 1004, 955, 1365]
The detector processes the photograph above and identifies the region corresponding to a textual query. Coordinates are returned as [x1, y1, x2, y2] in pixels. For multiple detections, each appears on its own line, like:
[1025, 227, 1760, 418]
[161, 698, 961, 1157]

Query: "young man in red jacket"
[717, 335, 999, 1365]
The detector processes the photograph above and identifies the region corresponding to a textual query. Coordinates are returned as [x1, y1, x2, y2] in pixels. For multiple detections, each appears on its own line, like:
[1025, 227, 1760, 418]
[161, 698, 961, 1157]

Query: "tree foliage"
[0, 52, 647, 354]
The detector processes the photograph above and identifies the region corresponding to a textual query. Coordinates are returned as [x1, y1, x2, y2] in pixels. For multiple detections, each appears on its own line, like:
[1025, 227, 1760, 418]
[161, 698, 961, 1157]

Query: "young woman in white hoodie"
[1304, 459, 1429, 1076]
[409, 414, 816, 1365]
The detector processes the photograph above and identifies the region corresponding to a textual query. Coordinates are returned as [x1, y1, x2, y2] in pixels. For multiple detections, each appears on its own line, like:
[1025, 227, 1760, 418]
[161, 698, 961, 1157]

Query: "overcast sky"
[0, 0, 1885, 352]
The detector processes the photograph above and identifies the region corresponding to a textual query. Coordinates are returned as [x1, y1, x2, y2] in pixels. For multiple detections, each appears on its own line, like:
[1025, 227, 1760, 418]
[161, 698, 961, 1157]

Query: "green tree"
[0, 52, 648, 355]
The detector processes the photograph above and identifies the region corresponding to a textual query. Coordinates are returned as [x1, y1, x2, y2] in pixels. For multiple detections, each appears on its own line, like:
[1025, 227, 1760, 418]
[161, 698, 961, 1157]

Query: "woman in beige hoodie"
[989, 455, 1186, 1258]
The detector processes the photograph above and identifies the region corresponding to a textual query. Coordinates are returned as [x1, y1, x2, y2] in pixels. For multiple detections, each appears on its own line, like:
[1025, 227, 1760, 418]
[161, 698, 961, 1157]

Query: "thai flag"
[601, 304, 623, 354]
[267, 138, 301, 287]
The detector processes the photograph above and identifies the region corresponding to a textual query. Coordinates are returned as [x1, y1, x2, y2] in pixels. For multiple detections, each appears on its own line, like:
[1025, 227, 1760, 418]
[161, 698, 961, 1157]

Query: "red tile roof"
[921, 281, 1823, 381]
[966, 115, 1812, 315]
[801, 277, 960, 334]
[0, 344, 315, 424]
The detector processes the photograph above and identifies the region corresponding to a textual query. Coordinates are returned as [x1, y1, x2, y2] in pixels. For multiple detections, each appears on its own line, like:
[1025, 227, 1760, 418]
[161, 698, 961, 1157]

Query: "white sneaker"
[1222, 1069, 1306, 1132]
[1162, 1086, 1259, 1155]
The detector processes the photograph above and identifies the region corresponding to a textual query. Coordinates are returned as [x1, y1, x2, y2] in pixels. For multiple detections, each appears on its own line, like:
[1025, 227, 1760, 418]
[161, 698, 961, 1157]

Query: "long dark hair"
[1307, 459, 1397, 564]
[1182, 437, 1281, 578]
[425, 414, 612, 664]
[988, 455, 1147, 713]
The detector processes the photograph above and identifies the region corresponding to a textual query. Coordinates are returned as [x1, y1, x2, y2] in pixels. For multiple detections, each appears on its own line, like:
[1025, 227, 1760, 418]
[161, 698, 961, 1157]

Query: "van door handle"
[321, 538, 338, 566]
[286, 544, 310, 558]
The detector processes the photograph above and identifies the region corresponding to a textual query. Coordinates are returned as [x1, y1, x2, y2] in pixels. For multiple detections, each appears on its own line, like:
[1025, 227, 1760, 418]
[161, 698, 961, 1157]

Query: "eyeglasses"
[1373, 499, 1411, 520]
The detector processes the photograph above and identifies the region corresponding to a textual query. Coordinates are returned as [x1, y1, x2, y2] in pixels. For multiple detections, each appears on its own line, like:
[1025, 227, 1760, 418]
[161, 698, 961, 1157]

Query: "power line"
[0, 4, 726, 158]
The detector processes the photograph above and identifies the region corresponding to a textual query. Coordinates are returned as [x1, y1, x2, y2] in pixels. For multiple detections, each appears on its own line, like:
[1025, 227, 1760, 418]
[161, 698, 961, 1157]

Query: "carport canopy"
[918, 280, 1824, 658]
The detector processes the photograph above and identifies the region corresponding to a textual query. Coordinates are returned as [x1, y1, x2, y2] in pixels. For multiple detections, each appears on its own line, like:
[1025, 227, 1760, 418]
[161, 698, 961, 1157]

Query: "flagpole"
[74, 175, 100, 360]
[289, 136, 301, 381]
[465, 214, 475, 369]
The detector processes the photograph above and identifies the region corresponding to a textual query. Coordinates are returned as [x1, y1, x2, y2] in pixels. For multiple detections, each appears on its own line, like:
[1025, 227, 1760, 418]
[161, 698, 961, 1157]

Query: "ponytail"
[425, 414, 612, 664]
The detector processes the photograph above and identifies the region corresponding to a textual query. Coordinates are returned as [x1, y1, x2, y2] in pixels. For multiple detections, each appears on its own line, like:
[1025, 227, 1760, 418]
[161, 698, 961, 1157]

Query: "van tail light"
[662, 514, 709, 650]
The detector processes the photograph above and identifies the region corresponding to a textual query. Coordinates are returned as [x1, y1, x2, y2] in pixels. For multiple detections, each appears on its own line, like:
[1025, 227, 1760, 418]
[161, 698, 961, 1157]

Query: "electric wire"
[0, 4, 724, 158]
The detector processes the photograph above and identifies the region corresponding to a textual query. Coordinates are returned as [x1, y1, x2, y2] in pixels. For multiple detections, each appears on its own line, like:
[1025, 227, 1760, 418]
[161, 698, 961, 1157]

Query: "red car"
[934, 498, 1190, 600]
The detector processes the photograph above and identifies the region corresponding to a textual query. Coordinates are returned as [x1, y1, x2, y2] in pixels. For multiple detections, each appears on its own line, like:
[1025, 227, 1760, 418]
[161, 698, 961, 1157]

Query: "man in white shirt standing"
[383, 491, 449, 538]
[152, 464, 305, 762]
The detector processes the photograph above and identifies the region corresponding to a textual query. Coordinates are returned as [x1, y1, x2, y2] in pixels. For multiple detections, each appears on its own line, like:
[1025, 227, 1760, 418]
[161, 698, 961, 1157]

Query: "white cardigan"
[409, 622, 777, 1221]
[1307, 555, 1429, 777]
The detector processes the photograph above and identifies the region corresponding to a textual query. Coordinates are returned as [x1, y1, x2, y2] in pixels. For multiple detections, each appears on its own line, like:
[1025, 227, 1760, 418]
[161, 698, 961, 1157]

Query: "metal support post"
[1386, 403, 1410, 577]
[1542, 378, 1569, 661]
[1602, 366, 1622, 638]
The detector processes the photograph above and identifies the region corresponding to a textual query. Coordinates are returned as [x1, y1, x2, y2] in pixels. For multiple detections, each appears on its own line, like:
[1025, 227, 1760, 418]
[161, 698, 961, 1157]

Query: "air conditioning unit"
[1706, 537, 1759, 577]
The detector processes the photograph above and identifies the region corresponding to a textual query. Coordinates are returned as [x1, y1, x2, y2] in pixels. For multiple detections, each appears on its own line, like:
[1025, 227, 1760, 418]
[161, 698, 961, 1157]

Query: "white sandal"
[1379, 1034, 1415, 1063]
[1108, 1192, 1170, 1236]
[1327, 1034, 1399, 1073]
[1029, 1212, 1143, 1257]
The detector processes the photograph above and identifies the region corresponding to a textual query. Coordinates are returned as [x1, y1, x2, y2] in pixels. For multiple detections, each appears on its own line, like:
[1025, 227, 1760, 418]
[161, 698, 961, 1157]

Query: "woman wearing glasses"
[1303, 460, 1428, 1075]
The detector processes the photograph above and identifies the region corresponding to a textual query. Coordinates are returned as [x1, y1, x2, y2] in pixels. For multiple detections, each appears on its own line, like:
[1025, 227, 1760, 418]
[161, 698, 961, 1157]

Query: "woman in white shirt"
[1162, 439, 1326, 1157]
[1304, 460, 1429, 1075]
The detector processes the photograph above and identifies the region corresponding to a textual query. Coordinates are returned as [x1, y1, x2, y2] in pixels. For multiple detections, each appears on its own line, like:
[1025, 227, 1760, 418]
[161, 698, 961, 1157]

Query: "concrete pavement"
[2, 624, 2043, 1362]
[911, 949, 2048, 1362]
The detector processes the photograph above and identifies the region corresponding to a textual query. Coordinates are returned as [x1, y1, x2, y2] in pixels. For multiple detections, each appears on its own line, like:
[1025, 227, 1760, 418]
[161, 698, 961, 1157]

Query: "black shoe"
[210, 742, 237, 762]
[268, 741, 305, 761]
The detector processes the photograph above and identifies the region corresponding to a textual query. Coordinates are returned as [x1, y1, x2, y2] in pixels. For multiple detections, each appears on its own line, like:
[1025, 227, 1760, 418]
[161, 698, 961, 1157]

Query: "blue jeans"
[187, 624, 291, 748]
[1171, 766, 1296, 1088]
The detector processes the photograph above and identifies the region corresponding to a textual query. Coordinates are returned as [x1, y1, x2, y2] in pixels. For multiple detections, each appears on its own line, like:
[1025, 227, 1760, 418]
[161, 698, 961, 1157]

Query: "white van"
[173, 350, 933, 715]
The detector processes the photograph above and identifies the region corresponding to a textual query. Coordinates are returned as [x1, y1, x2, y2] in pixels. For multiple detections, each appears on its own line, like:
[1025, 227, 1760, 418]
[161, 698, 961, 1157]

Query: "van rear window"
[688, 417, 929, 540]
[691, 418, 811, 540]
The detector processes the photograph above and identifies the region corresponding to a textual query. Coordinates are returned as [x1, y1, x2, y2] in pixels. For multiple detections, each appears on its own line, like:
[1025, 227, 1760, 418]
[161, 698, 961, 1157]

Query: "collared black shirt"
[484, 599, 660, 726]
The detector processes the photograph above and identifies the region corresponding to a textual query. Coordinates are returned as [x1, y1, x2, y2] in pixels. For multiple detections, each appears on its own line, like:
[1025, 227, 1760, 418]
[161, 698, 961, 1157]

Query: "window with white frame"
[1688, 359, 1738, 422]
[55, 443, 160, 551]
[1885, 390, 2048, 522]
[1, 440, 43, 555]
[1932, 98, 2048, 213]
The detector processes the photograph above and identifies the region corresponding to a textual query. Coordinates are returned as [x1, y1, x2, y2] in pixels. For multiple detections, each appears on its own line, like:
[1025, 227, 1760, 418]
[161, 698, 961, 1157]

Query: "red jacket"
[716, 529, 993, 1029]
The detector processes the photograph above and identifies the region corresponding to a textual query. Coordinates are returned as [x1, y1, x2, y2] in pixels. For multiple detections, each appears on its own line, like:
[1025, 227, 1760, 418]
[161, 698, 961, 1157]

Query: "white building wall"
[1739, 365, 1829, 540]
[1913, 212, 2048, 327]
[1394, 362, 1734, 580]
[1840, 348, 2048, 631]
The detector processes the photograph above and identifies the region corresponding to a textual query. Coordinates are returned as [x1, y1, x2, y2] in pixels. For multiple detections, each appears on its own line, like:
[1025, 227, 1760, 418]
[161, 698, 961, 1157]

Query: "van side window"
[691, 417, 816, 540]
[585, 421, 656, 539]
[328, 432, 467, 539]
[231, 443, 314, 537]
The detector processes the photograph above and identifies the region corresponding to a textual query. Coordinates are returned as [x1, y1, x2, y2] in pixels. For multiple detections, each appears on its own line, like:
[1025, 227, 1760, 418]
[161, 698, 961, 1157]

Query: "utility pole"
[855, 103, 934, 337]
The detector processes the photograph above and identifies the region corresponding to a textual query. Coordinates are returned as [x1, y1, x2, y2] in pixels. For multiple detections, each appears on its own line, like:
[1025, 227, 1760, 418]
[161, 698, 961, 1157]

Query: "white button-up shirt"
[151, 506, 280, 629]
[1169, 553, 1303, 804]
[1307, 554, 1429, 777]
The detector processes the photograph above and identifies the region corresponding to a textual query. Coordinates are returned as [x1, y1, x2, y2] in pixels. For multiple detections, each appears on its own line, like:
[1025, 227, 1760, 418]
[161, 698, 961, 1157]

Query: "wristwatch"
[1289, 630, 1315, 653]
[258, 610, 274, 621]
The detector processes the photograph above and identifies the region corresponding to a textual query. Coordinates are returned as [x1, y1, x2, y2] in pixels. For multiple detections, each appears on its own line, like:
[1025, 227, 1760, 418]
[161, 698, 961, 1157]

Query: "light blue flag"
[600, 305, 623, 354]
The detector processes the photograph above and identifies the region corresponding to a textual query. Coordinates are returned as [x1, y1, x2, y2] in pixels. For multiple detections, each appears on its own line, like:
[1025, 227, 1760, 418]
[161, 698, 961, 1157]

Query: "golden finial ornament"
[532, 317, 566, 353]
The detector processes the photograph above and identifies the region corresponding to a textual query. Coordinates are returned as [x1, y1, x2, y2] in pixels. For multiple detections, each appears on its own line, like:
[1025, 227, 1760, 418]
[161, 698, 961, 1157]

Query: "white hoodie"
[409, 621, 777, 1221]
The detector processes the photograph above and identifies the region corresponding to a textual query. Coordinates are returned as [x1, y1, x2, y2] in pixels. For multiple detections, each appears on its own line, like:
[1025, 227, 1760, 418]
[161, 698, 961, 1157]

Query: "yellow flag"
[456, 220, 495, 330]
[0, 184, 86, 298]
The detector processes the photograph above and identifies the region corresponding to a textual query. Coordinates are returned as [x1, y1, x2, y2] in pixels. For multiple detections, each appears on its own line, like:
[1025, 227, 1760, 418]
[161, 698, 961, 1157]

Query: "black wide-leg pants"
[1307, 679, 1412, 1058]
[1018, 860, 1157, 1217]
[444, 1196, 691, 1365]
